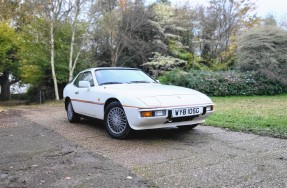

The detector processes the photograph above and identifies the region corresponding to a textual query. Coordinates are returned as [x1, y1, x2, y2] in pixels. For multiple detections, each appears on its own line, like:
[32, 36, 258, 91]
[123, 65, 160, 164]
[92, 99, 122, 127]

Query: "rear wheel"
[67, 100, 80, 123]
[177, 124, 198, 130]
[104, 102, 131, 139]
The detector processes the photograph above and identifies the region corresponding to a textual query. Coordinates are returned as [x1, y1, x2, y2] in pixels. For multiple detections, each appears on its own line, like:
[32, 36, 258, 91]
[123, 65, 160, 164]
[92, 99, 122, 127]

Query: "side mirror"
[79, 81, 90, 88]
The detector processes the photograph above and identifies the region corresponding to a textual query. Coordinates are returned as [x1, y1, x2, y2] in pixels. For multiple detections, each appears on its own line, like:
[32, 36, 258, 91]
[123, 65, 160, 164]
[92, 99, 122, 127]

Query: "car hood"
[104, 84, 213, 107]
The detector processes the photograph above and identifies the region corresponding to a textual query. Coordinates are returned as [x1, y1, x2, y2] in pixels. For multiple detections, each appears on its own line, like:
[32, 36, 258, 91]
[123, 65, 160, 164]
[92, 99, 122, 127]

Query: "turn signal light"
[141, 111, 153, 117]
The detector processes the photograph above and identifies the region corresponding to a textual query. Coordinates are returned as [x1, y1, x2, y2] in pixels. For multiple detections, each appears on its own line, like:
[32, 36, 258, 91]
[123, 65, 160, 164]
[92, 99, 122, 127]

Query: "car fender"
[102, 90, 146, 128]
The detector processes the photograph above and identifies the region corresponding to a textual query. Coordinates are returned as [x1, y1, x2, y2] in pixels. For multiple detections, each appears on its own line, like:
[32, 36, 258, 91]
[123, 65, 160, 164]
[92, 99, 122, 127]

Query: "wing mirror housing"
[79, 81, 90, 88]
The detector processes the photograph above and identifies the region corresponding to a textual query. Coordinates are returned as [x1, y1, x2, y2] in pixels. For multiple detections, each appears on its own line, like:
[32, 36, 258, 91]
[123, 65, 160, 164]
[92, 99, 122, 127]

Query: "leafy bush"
[160, 70, 286, 96]
[142, 52, 188, 77]
[11, 93, 28, 101]
[237, 26, 287, 88]
[26, 85, 55, 103]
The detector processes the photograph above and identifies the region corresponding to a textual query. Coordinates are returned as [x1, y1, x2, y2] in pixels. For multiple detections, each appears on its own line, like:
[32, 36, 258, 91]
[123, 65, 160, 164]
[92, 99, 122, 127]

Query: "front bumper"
[124, 105, 213, 130]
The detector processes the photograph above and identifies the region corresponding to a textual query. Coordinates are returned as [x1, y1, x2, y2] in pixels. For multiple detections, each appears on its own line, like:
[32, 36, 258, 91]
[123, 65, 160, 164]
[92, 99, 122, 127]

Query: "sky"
[147, 0, 287, 21]
[255, 0, 287, 19]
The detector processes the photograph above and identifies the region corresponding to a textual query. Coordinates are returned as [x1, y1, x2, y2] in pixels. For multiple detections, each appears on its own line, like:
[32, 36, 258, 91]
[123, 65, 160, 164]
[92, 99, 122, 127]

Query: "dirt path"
[0, 109, 152, 188]
[2, 104, 287, 187]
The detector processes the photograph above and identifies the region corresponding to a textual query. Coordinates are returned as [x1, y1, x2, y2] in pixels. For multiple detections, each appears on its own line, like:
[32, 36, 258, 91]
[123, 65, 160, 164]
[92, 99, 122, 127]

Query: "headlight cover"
[140, 110, 166, 117]
[206, 105, 214, 111]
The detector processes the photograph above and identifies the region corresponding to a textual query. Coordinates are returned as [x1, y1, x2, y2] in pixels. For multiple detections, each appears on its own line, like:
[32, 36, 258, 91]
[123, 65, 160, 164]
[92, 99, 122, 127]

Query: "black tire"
[67, 100, 80, 123]
[104, 101, 131, 139]
[177, 124, 198, 130]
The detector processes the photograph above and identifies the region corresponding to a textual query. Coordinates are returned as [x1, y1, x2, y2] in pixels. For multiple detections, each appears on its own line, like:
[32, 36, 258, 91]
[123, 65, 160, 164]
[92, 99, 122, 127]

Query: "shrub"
[11, 93, 28, 101]
[142, 52, 188, 77]
[26, 85, 55, 103]
[159, 70, 286, 96]
[237, 26, 287, 88]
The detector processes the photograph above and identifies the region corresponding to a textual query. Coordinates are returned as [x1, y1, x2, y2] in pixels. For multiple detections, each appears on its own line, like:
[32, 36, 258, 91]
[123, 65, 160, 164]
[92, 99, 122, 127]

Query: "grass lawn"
[205, 94, 287, 139]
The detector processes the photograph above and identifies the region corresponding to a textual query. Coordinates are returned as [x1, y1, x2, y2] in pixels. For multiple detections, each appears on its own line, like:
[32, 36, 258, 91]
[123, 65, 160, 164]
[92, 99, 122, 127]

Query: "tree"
[91, 0, 156, 67]
[149, 1, 182, 55]
[91, 0, 121, 67]
[20, 18, 56, 87]
[118, 0, 157, 67]
[0, 0, 35, 29]
[0, 21, 21, 100]
[146, 2, 191, 64]
[237, 26, 287, 86]
[262, 14, 277, 26]
[0, 0, 19, 22]
[68, 0, 80, 81]
[30, 0, 72, 100]
[156, 0, 171, 5]
[68, 0, 91, 81]
[198, 0, 256, 67]
[47, 0, 71, 100]
[20, 17, 83, 98]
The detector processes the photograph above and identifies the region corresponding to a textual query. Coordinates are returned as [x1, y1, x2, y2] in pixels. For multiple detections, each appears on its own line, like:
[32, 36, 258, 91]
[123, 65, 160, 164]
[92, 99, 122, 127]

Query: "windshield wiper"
[100, 82, 123, 86]
[127, 81, 153, 84]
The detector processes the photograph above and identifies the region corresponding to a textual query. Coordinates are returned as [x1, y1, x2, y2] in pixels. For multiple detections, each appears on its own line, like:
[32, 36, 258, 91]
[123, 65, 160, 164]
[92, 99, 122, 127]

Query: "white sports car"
[63, 67, 214, 139]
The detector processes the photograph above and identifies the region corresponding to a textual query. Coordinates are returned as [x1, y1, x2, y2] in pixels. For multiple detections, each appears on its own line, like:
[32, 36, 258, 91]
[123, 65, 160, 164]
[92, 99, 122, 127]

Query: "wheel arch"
[104, 98, 121, 111]
[65, 97, 71, 111]
[103, 96, 145, 131]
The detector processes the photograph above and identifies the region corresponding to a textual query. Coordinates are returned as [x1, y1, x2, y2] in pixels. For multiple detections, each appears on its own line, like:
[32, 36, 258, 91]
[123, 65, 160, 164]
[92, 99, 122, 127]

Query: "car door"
[69, 72, 84, 114]
[75, 71, 99, 117]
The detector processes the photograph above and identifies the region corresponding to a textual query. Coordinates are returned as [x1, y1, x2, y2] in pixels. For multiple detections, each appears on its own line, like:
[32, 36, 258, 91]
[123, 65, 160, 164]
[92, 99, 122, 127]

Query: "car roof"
[83, 67, 139, 72]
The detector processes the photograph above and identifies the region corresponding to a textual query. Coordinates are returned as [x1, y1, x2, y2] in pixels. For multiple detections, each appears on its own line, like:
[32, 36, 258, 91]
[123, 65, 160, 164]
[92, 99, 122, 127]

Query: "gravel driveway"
[0, 108, 152, 188]
[1, 104, 287, 187]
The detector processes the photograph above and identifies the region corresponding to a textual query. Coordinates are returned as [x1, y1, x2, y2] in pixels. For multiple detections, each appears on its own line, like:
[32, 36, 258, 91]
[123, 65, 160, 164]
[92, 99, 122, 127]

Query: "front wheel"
[67, 100, 80, 123]
[104, 102, 131, 139]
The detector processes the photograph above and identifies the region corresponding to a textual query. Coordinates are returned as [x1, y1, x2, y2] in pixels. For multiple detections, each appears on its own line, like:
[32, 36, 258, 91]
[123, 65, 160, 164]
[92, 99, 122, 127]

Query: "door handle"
[75, 91, 79, 94]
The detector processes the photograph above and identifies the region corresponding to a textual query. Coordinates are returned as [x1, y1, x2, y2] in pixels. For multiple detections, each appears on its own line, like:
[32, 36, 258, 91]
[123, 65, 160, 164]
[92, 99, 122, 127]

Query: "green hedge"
[159, 70, 286, 96]
[11, 93, 28, 101]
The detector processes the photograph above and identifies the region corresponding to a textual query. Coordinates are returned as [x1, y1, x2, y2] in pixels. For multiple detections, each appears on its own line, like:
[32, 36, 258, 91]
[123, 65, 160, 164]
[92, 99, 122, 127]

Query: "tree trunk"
[68, 25, 76, 81]
[50, 18, 60, 100]
[0, 71, 11, 101]
[68, 0, 80, 82]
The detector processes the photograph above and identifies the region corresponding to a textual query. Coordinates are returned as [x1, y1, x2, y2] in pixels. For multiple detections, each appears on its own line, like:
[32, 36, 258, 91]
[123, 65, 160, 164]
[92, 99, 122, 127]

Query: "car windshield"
[95, 69, 156, 86]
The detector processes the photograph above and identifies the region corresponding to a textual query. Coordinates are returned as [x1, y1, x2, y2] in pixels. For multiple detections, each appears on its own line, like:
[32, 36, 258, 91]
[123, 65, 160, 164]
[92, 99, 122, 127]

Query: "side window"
[73, 73, 84, 87]
[82, 72, 95, 87]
